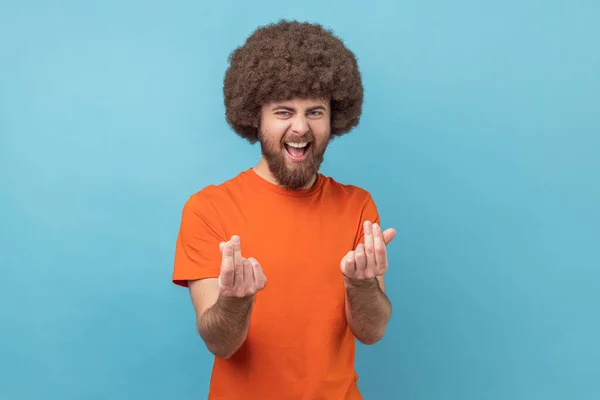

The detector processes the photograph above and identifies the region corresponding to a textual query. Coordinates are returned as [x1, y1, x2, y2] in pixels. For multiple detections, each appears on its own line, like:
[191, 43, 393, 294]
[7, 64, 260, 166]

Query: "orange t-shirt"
[173, 168, 381, 400]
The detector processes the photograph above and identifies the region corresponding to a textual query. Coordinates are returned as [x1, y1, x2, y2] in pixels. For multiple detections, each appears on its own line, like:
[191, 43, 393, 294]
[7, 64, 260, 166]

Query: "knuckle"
[220, 263, 232, 272]
[249, 257, 262, 269]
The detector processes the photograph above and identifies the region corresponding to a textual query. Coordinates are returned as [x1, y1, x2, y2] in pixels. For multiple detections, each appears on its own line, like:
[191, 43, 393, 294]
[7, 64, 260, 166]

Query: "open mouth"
[284, 141, 311, 161]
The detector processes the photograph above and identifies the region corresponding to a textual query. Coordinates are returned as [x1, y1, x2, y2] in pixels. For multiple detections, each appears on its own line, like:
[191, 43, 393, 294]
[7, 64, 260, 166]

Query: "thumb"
[383, 228, 396, 245]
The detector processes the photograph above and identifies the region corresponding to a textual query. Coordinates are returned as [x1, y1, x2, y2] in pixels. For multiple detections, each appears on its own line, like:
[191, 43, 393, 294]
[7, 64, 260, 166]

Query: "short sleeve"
[172, 192, 227, 287]
[353, 193, 381, 249]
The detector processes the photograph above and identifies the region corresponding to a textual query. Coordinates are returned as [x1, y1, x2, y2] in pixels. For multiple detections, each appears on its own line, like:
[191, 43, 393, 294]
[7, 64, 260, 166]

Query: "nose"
[290, 115, 310, 136]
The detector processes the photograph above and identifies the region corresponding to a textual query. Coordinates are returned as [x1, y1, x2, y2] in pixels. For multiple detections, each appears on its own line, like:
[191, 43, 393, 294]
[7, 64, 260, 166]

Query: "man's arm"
[344, 275, 391, 344]
[188, 237, 267, 359]
[341, 221, 395, 345]
[189, 278, 254, 359]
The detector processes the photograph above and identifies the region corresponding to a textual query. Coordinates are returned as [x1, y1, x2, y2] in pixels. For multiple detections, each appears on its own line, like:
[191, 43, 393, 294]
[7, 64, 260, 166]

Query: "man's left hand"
[341, 221, 396, 282]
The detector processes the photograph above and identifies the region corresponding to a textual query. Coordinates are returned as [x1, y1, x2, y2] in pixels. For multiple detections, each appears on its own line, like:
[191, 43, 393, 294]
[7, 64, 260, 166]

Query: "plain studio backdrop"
[1, 1, 598, 399]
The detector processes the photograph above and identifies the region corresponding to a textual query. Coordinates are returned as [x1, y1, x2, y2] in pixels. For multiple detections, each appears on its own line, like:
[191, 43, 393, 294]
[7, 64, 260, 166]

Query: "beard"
[258, 129, 330, 190]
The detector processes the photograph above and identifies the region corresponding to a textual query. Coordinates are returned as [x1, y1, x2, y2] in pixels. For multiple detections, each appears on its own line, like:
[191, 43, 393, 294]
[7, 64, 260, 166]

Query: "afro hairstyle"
[223, 20, 364, 144]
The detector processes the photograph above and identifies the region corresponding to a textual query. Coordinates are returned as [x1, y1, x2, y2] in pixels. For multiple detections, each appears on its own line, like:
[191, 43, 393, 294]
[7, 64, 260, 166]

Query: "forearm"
[345, 278, 391, 344]
[197, 295, 254, 359]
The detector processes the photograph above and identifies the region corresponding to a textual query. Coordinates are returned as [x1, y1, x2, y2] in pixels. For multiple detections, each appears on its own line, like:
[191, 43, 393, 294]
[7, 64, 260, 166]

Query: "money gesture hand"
[218, 236, 267, 298]
[340, 221, 396, 283]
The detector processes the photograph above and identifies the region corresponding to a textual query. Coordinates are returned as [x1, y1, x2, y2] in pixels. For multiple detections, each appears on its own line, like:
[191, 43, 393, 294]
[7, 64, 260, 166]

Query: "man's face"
[257, 97, 332, 190]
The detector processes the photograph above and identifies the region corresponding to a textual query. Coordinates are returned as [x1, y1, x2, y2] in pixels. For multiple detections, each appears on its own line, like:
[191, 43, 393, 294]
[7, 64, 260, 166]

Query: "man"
[172, 20, 396, 399]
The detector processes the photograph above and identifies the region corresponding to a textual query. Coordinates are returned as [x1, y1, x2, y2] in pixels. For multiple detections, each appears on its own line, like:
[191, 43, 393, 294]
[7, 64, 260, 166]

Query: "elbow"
[197, 329, 235, 359]
[358, 337, 381, 346]
[209, 346, 236, 359]
[357, 332, 384, 345]
[198, 331, 240, 359]
[354, 325, 388, 345]
[202, 339, 238, 359]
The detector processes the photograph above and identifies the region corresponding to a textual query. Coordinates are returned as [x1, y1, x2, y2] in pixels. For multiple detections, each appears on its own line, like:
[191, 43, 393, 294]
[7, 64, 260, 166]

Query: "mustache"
[282, 134, 315, 143]
[257, 129, 315, 144]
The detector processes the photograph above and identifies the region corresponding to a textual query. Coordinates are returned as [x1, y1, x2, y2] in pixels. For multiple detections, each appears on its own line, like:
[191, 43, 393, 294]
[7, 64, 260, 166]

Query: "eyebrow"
[271, 105, 328, 112]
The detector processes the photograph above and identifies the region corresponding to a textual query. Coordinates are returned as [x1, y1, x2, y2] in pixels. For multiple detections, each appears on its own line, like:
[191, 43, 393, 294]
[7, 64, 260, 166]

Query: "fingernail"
[373, 223, 379, 230]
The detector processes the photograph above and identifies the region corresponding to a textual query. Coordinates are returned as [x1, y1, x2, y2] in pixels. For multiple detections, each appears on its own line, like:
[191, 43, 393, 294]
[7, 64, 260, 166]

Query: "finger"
[220, 241, 235, 289]
[231, 236, 243, 285]
[248, 257, 266, 290]
[242, 258, 253, 295]
[244, 257, 255, 282]
[354, 244, 368, 279]
[363, 221, 376, 271]
[383, 228, 397, 245]
[372, 223, 388, 275]
[219, 241, 226, 255]
[340, 250, 356, 278]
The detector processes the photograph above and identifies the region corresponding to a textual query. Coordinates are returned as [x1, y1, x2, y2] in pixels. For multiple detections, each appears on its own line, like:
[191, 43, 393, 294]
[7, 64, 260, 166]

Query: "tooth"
[286, 142, 308, 148]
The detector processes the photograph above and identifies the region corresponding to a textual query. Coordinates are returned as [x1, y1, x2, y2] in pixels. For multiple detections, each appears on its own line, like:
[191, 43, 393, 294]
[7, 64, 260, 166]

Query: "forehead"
[263, 97, 330, 109]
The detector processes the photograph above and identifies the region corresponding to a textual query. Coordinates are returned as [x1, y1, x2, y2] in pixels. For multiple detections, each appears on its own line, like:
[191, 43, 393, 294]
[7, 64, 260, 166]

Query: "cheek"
[312, 130, 331, 146]
[310, 120, 330, 136]
[262, 133, 285, 149]
[263, 122, 290, 142]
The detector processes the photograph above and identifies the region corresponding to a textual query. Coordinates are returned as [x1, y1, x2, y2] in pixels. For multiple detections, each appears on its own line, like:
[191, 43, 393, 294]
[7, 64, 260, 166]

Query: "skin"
[341, 221, 396, 344]
[188, 97, 395, 359]
[253, 97, 332, 190]
[193, 237, 266, 359]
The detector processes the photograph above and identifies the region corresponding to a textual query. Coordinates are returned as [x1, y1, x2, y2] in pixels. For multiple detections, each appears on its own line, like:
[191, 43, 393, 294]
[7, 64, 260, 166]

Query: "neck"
[253, 157, 317, 190]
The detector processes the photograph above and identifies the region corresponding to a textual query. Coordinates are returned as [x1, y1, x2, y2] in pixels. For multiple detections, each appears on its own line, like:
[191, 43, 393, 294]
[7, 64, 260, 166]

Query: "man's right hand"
[190, 235, 266, 358]
[218, 235, 267, 298]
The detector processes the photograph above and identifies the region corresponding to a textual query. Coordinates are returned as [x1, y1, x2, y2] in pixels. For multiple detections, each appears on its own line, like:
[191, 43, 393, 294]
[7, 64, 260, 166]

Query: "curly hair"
[223, 20, 364, 143]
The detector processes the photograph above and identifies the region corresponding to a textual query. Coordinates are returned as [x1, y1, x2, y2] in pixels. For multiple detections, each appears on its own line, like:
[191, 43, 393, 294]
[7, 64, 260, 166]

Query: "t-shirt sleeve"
[172, 191, 227, 287]
[353, 192, 382, 249]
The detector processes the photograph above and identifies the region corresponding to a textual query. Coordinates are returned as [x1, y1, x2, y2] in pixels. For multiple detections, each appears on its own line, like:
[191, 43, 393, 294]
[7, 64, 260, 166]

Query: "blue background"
[1, 1, 599, 399]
